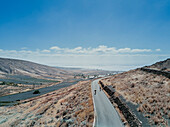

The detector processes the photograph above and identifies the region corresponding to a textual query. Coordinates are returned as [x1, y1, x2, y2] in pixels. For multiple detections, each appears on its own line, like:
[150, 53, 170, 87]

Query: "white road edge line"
[91, 80, 97, 127]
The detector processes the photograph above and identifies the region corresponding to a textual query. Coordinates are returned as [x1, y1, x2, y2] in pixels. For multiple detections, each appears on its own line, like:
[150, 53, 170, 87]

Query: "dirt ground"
[101, 69, 170, 126]
[0, 82, 60, 97]
[0, 80, 94, 127]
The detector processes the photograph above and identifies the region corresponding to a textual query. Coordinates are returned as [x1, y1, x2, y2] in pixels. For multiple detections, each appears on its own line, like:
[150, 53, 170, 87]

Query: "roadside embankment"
[100, 69, 170, 126]
[99, 80, 142, 127]
[0, 80, 94, 127]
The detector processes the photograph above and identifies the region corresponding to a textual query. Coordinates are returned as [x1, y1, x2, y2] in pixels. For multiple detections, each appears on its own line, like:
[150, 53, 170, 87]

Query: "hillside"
[0, 80, 94, 126]
[146, 58, 170, 71]
[100, 59, 170, 126]
[0, 57, 113, 80]
[0, 58, 74, 80]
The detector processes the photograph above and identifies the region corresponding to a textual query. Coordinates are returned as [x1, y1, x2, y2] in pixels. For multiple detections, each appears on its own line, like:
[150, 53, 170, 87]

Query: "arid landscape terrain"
[0, 57, 112, 97]
[0, 0, 169, 126]
[0, 58, 96, 126]
[0, 80, 94, 126]
[100, 58, 170, 126]
[0, 57, 169, 127]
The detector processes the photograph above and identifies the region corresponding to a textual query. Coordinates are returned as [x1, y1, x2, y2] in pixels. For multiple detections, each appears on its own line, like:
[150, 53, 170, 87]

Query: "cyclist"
[94, 90, 96, 95]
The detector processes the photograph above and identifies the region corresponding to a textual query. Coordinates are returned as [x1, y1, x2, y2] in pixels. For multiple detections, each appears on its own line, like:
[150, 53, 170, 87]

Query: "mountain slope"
[0, 80, 94, 126]
[146, 58, 170, 71]
[100, 59, 170, 126]
[0, 58, 73, 80]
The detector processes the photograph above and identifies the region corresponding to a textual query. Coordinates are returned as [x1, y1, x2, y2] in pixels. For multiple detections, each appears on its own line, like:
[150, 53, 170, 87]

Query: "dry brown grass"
[101, 69, 170, 126]
[0, 80, 94, 127]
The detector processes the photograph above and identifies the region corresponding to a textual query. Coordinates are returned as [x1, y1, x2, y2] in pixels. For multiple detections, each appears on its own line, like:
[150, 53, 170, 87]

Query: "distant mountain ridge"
[0, 57, 73, 80]
[0, 57, 112, 81]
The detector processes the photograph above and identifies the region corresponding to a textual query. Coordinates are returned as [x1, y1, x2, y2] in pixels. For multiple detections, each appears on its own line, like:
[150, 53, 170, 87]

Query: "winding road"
[91, 79, 124, 127]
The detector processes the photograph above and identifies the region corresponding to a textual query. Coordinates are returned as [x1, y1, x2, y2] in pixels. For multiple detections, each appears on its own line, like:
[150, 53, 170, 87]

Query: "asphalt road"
[0, 81, 79, 103]
[91, 79, 124, 127]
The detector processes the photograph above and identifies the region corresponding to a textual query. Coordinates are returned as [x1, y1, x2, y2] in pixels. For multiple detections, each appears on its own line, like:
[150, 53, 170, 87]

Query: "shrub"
[0, 81, 6, 85]
[33, 90, 40, 94]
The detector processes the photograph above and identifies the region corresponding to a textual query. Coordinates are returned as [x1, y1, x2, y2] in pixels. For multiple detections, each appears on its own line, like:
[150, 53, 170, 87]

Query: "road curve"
[91, 79, 124, 127]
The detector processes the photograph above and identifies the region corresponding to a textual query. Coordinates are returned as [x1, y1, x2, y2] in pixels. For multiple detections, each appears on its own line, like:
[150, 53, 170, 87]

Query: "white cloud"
[49, 45, 152, 54]
[91, 45, 116, 53]
[118, 48, 131, 53]
[74, 47, 82, 50]
[7, 50, 17, 53]
[42, 50, 51, 53]
[156, 49, 161, 52]
[0, 46, 159, 56]
[131, 49, 152, 53]
[50, 46, 61, 50]
[117, 48, 151, 53]
[19, 50, 33, 53]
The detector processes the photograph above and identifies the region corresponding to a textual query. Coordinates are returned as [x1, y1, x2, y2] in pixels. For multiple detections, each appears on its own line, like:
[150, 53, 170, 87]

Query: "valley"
[0, 57, 169, 127]
[0, 58, 113, 97]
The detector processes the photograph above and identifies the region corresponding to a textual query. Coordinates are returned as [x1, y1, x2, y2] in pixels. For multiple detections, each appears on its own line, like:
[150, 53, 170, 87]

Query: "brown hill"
[0, 80, 94, 126]
[0, 57, 112, 81]
[100, 59, 170, 126]
[0, 57, 74, 80]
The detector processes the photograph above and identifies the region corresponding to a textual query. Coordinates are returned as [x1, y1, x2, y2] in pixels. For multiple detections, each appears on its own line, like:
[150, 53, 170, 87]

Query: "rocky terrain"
[146, 58, 170, 72]
[0, 80, 94, 127]
[101, 59, 170, 126]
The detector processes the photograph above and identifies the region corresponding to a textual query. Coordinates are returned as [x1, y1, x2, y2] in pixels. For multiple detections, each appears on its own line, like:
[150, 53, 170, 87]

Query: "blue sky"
[0, 0, 169, 70]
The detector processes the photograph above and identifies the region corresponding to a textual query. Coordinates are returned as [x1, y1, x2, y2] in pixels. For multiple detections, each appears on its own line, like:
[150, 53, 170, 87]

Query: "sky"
[0, 0, 169, 71]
